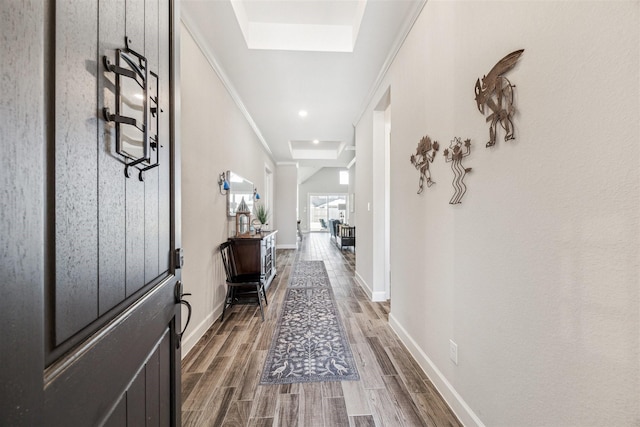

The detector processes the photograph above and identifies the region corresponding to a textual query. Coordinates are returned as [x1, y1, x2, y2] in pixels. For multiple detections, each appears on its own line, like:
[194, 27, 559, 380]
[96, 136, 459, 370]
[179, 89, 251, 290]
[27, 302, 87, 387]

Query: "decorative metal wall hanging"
[103, 37, 161, 180]
[410, 135, 440, 194]
[474, 49, 524, 147]
[443, 137, 472, 204]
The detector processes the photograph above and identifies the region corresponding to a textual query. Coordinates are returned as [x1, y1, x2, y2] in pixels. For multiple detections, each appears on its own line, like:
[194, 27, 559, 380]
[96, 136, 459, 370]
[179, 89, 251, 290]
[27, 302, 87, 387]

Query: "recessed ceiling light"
[298, 110, 308, 117]
[313, 139, 319, 144]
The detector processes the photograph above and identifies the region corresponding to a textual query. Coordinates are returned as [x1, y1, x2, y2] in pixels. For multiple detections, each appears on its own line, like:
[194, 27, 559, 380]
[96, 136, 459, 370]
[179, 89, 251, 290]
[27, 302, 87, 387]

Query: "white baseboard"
[371, 291, 387, 302]
[388, 313, 485, 427]
[180, 302, 222, 359]
[277, 244, 298, 249]
[354, 271, 372, 299]
[354, 271, 387, 302]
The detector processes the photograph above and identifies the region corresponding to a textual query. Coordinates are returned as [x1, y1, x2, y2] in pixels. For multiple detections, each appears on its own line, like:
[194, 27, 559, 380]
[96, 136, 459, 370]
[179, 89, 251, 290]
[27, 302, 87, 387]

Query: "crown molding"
[353, 0, 427, 126]
[181, 9, 274, 159]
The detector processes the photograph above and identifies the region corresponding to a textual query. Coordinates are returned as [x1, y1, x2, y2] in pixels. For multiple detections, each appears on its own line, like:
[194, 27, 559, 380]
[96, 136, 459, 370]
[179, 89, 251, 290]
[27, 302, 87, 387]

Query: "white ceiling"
[181, 0, 425, 175]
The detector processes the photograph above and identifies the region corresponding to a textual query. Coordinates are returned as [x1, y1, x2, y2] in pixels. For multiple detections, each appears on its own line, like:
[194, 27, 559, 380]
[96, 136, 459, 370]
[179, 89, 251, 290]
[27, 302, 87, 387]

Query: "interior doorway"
[308, 193, 348, 232]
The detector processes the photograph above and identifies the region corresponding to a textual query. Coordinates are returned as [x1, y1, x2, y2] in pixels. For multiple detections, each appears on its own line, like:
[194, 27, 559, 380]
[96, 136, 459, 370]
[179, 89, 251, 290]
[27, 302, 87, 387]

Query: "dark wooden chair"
[338, 224, 355, 250]
[219, 240, 268, 322]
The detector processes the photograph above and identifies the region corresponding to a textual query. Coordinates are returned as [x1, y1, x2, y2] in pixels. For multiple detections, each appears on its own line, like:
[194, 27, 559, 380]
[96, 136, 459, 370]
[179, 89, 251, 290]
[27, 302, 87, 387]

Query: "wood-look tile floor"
[181, 232, 462, 427]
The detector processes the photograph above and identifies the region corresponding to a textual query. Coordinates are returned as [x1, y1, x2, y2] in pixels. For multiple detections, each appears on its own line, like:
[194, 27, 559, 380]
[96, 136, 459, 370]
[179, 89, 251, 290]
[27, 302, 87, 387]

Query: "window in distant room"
[340, 170, 349, 185]
[308, 193, 347, 232]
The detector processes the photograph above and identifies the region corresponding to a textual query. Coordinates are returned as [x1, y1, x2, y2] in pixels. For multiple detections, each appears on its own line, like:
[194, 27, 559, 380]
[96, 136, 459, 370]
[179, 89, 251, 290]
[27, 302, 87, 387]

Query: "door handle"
[174, 281, 192, 349]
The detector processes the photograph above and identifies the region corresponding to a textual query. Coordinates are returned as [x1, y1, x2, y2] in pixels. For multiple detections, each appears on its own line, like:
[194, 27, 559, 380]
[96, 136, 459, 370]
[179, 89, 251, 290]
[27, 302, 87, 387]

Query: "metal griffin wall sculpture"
[474, 49, 524, 147]
[410, 135, 439, 194]
[444, 137, 472, 204]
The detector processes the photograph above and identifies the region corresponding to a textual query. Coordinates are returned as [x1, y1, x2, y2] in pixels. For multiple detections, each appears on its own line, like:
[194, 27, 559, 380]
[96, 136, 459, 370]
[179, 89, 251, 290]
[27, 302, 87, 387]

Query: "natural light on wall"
[340, 170, 349, 185]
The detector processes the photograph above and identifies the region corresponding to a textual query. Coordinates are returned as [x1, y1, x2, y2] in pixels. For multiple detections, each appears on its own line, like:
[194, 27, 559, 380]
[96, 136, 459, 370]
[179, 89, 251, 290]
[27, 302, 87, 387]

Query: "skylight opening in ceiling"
[231, 0, 368, 53]
[289, 140, 345, 160]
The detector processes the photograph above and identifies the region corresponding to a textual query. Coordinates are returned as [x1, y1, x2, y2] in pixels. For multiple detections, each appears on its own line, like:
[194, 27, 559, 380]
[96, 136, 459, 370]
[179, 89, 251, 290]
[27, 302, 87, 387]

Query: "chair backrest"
[219, 240, 238, 281]
[339, 225, 355, 237]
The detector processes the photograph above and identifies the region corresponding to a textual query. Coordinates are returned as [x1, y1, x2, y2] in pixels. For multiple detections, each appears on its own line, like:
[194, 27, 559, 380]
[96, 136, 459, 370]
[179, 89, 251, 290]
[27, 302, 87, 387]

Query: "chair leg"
[221, 286, 232, 322]
[256, 283, 265, 322]
[262, 285, 268, 306]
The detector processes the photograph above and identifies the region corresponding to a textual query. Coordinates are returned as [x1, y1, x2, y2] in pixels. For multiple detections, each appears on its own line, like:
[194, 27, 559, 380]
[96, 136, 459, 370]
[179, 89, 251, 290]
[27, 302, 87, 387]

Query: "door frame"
[0, 1, 47, 424]
[372, 88, 391, 301]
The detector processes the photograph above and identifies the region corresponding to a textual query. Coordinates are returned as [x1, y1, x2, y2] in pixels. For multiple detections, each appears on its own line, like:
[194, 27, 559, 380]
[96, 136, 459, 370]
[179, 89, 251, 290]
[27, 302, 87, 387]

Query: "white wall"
[180, 23, 276, 356]
[298, 167, 350, 232]
[356, 1, 639, 426]
[274, 163, 298, 249]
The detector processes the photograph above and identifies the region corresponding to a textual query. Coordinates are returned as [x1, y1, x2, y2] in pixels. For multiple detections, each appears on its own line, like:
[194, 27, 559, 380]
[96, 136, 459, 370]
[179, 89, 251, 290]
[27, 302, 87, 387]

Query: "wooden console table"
[228, 230, 278, 291]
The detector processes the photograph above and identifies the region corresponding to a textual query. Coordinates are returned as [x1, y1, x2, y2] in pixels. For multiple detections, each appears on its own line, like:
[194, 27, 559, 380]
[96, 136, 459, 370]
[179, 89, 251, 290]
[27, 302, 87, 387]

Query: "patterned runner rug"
[260, 260, 360, 384]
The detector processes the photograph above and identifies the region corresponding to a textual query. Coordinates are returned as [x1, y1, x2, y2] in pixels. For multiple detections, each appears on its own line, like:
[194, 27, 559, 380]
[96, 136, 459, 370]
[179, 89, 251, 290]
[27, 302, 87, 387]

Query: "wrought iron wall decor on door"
[103, 37, 161, 181]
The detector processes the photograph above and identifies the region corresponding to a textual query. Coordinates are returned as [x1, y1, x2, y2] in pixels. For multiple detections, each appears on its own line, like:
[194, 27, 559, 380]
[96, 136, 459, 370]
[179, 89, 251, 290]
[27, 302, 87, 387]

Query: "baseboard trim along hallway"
[389, 313, 485, 427]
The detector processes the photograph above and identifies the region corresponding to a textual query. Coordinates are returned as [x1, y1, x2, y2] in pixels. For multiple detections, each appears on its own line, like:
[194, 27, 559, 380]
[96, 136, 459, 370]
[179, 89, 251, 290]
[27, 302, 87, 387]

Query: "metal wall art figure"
[443, 137, 472, 204]
[474, 49, 524, 147]
[410, 135, 440, 194]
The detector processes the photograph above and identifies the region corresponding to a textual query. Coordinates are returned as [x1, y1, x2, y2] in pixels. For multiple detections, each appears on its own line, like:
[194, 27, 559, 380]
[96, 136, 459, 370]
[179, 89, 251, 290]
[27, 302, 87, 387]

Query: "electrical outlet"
[449, 339, 458, 365]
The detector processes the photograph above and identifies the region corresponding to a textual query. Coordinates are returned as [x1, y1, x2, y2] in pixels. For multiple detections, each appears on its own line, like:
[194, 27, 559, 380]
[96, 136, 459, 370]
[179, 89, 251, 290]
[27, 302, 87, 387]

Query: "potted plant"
[254, 204, 269, 232]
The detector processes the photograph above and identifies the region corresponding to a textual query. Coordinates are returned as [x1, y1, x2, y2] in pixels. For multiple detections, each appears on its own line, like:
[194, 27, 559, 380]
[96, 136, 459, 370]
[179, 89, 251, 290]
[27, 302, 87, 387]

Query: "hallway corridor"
[181, 233, 461, 426]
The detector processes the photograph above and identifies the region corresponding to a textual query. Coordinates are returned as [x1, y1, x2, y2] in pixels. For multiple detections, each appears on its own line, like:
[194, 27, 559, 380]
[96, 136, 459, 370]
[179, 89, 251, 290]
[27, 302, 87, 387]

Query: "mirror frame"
[227, 171, 254, 217]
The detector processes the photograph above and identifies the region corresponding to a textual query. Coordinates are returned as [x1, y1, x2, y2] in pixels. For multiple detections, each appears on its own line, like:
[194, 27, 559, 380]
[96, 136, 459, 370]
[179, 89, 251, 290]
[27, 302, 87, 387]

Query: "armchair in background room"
[328, 219, 342, 242]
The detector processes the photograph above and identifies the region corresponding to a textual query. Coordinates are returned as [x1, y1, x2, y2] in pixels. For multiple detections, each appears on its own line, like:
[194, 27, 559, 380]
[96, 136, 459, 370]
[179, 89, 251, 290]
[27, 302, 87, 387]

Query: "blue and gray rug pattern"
[260, 261, 359, 384]
[288, 260, 331, 288]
